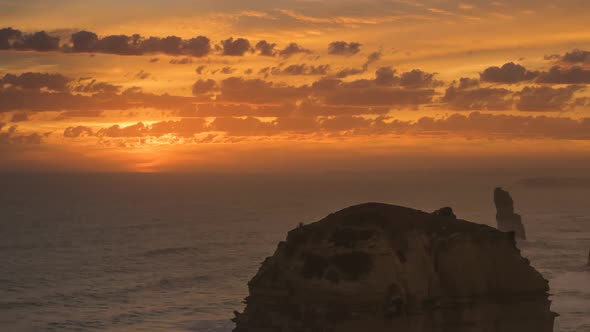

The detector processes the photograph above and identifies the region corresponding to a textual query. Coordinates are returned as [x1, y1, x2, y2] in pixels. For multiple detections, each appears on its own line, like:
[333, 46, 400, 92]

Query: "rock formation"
[494, 187, 526, 239]
[233, 203, 555, 332]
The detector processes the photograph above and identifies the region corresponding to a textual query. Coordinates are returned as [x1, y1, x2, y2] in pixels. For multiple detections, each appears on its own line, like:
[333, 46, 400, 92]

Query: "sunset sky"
[1, 0, 589, 172]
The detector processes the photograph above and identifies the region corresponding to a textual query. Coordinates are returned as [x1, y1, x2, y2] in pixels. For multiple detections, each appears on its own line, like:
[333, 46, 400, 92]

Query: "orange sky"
[1, 0, 590, 172]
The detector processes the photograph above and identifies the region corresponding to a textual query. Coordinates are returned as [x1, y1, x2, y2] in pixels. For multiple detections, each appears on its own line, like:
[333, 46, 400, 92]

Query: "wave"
[143, 246, 201, 257]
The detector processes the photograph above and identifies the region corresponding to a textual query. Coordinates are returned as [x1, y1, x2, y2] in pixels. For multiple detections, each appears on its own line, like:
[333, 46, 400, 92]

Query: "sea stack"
[233, 203, 555, 332]
[494, 187, 526, 239]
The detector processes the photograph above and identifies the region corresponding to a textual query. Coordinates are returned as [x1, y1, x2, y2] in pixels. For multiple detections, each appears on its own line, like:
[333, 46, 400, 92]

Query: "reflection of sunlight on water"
[133, 159, 162, 173]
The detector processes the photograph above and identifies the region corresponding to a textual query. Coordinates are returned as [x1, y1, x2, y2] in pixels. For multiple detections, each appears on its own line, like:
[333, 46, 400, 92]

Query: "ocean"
[1, 171, 589, 332]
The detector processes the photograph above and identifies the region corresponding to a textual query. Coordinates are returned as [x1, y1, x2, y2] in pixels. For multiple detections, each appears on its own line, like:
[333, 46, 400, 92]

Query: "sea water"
[0, 171, 589, 332]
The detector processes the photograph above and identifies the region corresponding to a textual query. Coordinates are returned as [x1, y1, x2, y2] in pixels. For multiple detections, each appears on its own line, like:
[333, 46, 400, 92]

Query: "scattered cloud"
[328, 41, 362, 56]
[220, 37, 252, 56]
[480, 62, 539, 83]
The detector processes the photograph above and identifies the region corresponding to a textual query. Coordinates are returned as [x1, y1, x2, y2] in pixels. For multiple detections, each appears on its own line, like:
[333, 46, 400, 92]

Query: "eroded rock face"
[494, 187, 526, 239]
[233, 203, 554, 332]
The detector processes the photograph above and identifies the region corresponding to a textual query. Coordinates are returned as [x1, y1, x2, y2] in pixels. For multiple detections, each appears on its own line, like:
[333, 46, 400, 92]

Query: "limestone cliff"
[494, 188, 526, 239]
[233, 203, 554, 332]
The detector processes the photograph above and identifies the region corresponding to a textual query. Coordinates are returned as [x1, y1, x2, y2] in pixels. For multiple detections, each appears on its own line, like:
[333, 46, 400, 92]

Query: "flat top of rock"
[288, 202, 501, 243]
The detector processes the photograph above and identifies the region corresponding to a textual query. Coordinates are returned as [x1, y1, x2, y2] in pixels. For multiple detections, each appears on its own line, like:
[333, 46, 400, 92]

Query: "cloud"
[196, 67, 437, 109]
[561, 49, 590, 64]
[58, 110, 104, 119]
[220, 37, 252, 56]
[271, 64, 330, 76]
[97, 122, 148, 137]
[194, 103, 288, 117]
[297, 100, 389, 116]
[0, 72, 70, 92]
[515, 85, 583, 111]
[0, 28, 21, 49]
[2, 27, 212, 57]
[94, 35, 140, 55]
[480, 60, 590, 85]
[399, 69, 442, 88]
[480, 62, 539, 83]
[406, 112, 590, 140]
[274, 116, 319, 132]
[374, 67, 399, 86]
[442, 78, 512, 110]
[68, 111, 590, 140]
[71, 79, 120, 94]
[328, 41, 362, 56]
[64, 125, 94, 138]
[209, 117, 275, 135]
[192, 79, 217, 96]
[312, 68, 437, 108]
[0, 81, 195, 113]
[10, 112, 29, 122]
[169, 57, 193, 65]
[334, 51, 382, 78]
[149, 118, 207, 137]
[255, 40, 277, 56]
[0, 125, 42, 144]
[220, 67, 236, 74]
[14, 31, 59, 52]
[536, 66, 590, 84]
[366, 51, 382, 64]
[320, 115, 371, 131]
[216, 77, 307, 103]
[66, 119, 208, 138]
[279, 43, 311, 58]
[135, 70, 150, 80]
[141, 36, 183, 55]
[71, 31, 98, 52]
[2, 27, 336, 60]
[334, 67, 365, 78]
[196, 65, 207, 75]
[184, 36, 211, 57]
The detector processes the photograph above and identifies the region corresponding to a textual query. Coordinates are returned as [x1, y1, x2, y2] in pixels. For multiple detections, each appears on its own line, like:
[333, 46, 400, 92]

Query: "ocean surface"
[1, 171, 589, 332]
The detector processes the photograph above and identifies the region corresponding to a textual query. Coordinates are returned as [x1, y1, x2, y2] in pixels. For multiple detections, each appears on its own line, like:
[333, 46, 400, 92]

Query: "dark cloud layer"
[0, 72, 71, 92]
[536, 66, 590, 84]
[0, 125, 42, 144]
[2, 27, 213, 57]
[220, 38, 252, 56]
[71, 31, 98, 52]
[11, 112, 29, 122]
[328, 41, 362, 56]
[279, 43, 311, 58]
[480, 62, 539, 84]
[62, 112, 590, 140]
[334, 51, 381, 78]
[0, 28, 22, 49]
[561, 49, 590, 64]
[515, 85, 583, 111]
[271, 64, 330, 76]
[442, 78, 512, 110]
[255, 40, 277, 56]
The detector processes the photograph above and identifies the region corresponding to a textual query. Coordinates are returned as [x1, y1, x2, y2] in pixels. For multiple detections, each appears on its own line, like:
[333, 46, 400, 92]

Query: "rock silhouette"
[233, 203, 555, 332]
[494, 187, 526, 239]
[432, 206, 456, 219]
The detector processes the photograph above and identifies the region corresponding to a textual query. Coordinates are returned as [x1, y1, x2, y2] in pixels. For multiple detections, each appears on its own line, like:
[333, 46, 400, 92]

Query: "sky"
[1, 0, 590, 172]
